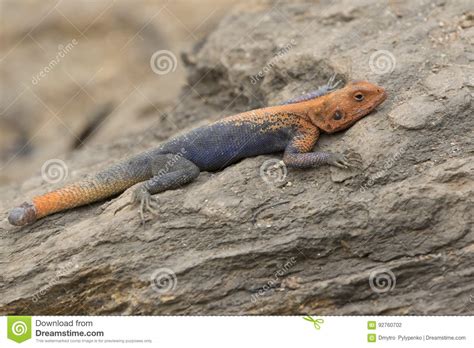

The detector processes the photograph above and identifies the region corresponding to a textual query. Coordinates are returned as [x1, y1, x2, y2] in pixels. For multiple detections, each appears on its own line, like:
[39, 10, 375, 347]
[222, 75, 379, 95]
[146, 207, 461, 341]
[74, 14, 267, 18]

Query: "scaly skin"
[8, 79, 387, 226]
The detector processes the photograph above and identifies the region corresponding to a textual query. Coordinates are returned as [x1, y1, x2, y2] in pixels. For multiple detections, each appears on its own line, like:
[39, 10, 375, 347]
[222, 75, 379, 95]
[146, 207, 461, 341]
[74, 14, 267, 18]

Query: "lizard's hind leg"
[121, 154, 200, 224]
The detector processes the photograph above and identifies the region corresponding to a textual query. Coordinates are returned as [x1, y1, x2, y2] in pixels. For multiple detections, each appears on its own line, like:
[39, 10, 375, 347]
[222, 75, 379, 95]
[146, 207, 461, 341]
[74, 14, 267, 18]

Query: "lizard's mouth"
[353, 91, 388, 119]
[376, 89, 388, 106]
[368, 89, 388, 113]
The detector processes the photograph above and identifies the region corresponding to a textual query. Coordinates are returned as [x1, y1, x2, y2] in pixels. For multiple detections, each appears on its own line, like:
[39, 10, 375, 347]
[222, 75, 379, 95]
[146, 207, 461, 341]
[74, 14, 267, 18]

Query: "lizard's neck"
[276, 97, 329, 131]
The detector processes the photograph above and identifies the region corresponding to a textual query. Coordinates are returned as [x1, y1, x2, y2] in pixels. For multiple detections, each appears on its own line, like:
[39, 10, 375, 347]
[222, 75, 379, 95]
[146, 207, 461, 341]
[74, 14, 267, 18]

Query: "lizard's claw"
[326, 73, 342, 91]
[132, 186, 159, 225]
[114, 186, 159, 225]
[327, 152, 362, 169]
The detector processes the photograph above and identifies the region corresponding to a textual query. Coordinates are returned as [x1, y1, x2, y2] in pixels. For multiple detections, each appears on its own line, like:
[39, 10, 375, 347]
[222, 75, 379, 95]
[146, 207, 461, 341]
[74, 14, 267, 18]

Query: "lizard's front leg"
[279, 73, 343, 105]
[282, 127, 362, 169]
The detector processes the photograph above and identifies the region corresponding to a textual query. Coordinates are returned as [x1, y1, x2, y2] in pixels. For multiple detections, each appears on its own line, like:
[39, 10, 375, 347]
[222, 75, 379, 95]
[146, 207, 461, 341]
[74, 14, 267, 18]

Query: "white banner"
[1, 316, 472, 347]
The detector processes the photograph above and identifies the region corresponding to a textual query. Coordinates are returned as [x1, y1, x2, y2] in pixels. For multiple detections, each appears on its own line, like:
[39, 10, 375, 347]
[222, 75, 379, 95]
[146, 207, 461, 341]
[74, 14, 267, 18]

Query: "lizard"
[8, 77, 387, 227]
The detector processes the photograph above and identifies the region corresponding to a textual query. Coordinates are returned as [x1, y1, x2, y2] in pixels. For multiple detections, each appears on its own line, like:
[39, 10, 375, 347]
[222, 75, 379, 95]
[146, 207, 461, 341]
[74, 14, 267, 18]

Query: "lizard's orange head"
[309, 81, 387, 133]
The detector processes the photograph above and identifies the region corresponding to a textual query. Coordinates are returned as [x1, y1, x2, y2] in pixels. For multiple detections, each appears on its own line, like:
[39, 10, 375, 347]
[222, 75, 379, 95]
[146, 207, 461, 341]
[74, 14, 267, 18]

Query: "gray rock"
[424, 67, 467, 97]
[388, 96, 443, 129]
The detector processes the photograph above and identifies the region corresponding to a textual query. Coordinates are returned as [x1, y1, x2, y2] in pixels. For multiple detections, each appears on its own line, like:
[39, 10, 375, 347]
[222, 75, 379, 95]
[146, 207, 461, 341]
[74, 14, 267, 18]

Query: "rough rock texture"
[0, 0, 232, 185]
[1, 0, 473, 315]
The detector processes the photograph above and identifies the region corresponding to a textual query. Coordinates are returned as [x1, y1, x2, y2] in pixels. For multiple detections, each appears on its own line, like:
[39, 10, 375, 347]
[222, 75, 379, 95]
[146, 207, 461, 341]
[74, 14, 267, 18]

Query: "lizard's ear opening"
[333, 111, 343, 121]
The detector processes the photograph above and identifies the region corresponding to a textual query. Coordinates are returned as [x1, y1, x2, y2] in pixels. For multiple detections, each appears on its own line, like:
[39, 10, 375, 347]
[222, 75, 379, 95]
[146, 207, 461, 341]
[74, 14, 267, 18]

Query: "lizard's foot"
[114, 186, 159, 225]
[327, 152, 362, 169]
[131, 186, 159, 225]
[326, 73, 343, 91]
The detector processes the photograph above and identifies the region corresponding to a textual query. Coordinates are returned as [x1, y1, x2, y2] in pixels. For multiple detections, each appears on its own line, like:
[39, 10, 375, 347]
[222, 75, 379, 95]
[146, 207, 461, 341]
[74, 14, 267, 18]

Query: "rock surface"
[1, 0, 473, 315]
[0, 0, 232, 185]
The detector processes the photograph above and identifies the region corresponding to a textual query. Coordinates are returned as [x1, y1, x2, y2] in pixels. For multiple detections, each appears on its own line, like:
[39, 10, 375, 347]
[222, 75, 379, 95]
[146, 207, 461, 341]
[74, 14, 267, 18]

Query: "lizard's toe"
[115, 186, 159, 224]
[343, 152, 363, 168]
[133, 186, 159, 225]
[327, 153, 349, 169]
[327, 152, 362, 170]
[143, 195, 159, 216]
[327, 73, 343, 90]
[335, 161, 349, 169]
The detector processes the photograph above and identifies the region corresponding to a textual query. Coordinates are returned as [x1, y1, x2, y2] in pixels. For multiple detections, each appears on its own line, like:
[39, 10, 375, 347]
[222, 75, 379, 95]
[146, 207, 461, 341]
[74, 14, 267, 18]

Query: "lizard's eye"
[354, 93, 364, 101]
[333, 111, 343, 120]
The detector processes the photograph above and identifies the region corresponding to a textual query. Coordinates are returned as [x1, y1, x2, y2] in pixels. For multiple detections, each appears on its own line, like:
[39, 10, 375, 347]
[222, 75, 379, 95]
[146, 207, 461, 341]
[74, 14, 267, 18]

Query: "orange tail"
[9, 163, 149, 226]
